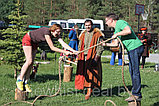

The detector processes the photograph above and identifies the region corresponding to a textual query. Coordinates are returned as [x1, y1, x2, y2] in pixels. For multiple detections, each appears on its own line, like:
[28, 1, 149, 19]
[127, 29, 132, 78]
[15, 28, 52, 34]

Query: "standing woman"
[68, 25, 79, 51]
[16, 24, 78, 92]
[68, 25, 79, 60]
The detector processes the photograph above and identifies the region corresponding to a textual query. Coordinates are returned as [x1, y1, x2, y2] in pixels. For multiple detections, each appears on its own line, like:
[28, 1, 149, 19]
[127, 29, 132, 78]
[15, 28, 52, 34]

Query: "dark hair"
[106, 13, 119, 20]
[84, 19, 93, 26]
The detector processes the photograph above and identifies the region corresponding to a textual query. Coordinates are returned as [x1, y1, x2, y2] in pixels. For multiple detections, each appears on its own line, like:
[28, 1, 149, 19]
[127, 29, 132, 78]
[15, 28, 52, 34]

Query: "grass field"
[0, 52, 159, 106]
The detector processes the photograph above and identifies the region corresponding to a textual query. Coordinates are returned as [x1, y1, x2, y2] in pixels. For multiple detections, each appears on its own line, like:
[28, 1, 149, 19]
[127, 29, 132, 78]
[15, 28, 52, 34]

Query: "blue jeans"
[110, 52, 122, 66]
[128, 45, 144, 97]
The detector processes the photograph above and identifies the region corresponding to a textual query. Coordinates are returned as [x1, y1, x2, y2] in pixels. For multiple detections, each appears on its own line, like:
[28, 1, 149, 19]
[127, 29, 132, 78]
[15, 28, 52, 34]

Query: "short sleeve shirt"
[115, 20, 143, 51]
[29, 27, 61, 43]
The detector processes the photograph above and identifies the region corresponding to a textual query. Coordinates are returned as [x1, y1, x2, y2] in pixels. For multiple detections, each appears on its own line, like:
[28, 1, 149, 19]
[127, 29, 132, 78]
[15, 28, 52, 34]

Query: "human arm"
[58, 38, 79, 54]
[92, 36, 104, 67]
[145, 33, 152, 44]
[111, 26, 131, 39]
[92, 55, 100, 67]
[68, 30, 74, 39]
[96, 36, 104, 55]
[45, 35, 72, 55]
[102, 39, 119, 47]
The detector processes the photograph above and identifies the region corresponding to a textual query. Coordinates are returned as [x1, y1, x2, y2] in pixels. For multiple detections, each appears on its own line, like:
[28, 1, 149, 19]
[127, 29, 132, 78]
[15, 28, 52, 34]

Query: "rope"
[78, 37, 114, 54]
[117, 37, 137, 105]
[3, 37, 137, 106]
[32, 56, 63, 105]
[3, 56, 63, 106]
[64, 59, 77, 65]
[104, 100, 116, 106]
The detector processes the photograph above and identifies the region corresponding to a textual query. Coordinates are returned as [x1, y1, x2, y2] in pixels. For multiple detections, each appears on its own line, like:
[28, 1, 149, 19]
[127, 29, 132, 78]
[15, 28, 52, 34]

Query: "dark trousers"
[110, 52, 122, 66]
[141, 56, 146, 66]
[128, 45, 144, 97]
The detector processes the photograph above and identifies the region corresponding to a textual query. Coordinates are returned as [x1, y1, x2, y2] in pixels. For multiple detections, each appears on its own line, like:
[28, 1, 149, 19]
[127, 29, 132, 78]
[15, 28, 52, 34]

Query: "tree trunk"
[50, 0, 53, 19]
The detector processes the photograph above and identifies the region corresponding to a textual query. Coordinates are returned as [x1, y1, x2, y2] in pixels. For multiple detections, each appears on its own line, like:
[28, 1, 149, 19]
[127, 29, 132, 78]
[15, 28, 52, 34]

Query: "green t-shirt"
[115, 20, 143, 51]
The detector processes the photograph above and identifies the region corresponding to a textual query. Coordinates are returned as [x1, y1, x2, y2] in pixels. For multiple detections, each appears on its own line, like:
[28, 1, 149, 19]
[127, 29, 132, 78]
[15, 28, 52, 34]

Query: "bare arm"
[104, 39, 119, 47]
[112, 26, 131, 39]
[45, 35, 72, 55]
[58, 38, 79, 54]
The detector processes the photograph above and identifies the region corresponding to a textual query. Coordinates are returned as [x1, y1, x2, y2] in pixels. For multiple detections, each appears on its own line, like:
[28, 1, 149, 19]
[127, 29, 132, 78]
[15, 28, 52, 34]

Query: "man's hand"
[112, 33, 118, 39]
[91, 55, 100, 67]
[100, 40, 107, 46]
[92, 59, 98, 67]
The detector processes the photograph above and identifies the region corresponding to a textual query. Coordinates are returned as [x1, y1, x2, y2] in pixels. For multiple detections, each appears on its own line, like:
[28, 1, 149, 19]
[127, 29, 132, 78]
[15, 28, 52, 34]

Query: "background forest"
[0, 0, 159, 33]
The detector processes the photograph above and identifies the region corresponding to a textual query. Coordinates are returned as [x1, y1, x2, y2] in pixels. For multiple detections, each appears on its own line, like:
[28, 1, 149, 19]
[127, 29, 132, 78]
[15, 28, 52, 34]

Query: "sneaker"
[25, 84, 32, 92]
[16, 81, 24, 91]
[125, 95, 141, 102]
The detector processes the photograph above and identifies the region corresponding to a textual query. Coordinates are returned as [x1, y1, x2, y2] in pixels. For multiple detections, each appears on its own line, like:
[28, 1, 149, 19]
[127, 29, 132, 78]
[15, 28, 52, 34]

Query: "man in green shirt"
[103, 13, 144, 101]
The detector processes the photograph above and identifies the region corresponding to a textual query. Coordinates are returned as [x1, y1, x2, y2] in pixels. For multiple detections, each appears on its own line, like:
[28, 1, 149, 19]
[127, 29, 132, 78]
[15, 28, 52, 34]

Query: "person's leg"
[118, 52, 122, 66]
[24, 49, 37, 92]
[19, 46, 33, 80]
[25, 49, 37, 81]
[110, 52, 116, 65]
[128, 52, 133, 85]
[125, 46, 144, 101]
[85, 87, 92, 100]
[141, 56, 146, 68]
[16, 46, 33, 91]
[130, 46, 144, 97]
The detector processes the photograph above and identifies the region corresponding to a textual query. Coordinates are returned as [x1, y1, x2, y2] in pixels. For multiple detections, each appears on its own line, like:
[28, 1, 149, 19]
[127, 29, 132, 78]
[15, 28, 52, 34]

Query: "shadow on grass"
[153, 102, 159, 106]
[101, 60, 110, 64]
[32, 73, 77, 83]
[33, 74, 64, 83]
[26, 85, 149, 102]
[144, 65, 155, 68]
[96, 84, 148, 97]
[53, 84, 148, 98]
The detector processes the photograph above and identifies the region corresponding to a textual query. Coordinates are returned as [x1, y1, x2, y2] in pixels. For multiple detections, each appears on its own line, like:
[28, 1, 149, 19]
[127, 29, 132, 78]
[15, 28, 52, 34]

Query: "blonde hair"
[49, 24, 62, 32]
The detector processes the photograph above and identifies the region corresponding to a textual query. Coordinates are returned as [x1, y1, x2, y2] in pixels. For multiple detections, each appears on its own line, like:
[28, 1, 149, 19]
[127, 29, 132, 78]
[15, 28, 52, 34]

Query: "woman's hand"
[72, 50, 80, 55]
[64, 51, 73, 55]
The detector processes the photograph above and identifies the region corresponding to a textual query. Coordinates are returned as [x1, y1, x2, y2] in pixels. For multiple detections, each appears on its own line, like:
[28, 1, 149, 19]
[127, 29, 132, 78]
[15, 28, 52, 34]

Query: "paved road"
[102, 53, 159, 63]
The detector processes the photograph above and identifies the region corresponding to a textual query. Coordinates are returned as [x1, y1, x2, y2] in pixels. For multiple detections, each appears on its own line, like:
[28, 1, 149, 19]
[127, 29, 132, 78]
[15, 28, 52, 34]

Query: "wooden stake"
[15, 88, 29, 101]
[63, 65, 73, 82]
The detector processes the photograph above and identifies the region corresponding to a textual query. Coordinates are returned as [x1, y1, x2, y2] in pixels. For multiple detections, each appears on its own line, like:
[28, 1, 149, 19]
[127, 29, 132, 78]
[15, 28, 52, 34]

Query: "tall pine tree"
[0, 0, 28, 78]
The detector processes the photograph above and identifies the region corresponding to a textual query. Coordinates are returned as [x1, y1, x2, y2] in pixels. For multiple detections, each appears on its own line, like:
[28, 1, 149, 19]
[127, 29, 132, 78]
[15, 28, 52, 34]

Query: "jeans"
[128, 45, 144, 97]
[110, 52, 122, 66]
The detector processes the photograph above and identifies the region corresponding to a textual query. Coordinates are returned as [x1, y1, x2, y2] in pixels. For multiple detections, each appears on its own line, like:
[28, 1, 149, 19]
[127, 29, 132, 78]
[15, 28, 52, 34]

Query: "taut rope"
[3, 37, 137, 106]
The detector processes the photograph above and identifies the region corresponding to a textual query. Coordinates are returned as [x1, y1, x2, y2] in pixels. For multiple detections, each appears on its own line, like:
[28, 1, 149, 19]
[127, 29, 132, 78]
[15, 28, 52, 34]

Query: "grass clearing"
[0, 52, 159, 106]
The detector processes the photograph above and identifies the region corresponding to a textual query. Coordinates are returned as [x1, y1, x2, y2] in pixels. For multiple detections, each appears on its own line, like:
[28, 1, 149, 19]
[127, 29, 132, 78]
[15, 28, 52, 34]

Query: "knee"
[26, 59, 33, 66]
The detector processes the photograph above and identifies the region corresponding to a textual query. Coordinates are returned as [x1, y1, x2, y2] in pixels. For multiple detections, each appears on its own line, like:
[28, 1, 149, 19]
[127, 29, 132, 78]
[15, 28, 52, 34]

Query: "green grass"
[0, 53, 159, 106]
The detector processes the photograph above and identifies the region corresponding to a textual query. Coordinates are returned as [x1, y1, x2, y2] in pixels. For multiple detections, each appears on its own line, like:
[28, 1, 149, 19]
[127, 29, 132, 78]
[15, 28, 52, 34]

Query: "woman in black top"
[17, 24, 78, 92]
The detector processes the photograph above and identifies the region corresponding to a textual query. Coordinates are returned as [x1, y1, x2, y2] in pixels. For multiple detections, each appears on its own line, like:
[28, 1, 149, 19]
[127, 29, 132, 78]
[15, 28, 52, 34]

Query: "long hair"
[49, 24, 62, 32]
